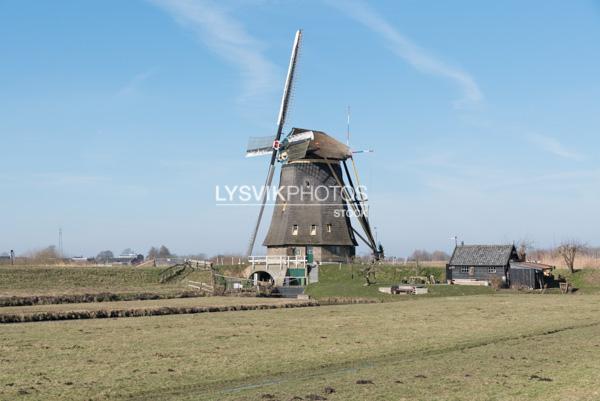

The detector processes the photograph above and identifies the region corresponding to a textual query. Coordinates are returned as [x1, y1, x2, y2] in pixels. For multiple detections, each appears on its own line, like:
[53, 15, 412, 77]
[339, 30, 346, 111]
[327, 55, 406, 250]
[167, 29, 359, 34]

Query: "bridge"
[245, 255, 313, 287]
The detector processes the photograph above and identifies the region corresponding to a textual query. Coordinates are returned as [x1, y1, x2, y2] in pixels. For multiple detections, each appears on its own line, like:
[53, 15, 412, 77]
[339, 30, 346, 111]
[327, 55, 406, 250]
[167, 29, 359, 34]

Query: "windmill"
[245, 30, 382, 264]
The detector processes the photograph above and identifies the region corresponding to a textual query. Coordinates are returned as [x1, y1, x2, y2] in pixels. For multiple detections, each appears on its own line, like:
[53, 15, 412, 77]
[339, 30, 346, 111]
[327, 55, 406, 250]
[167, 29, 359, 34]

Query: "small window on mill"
[326, 224, 332, 233]
[310, 225, 317, 236]
[292, 225, 298, 235]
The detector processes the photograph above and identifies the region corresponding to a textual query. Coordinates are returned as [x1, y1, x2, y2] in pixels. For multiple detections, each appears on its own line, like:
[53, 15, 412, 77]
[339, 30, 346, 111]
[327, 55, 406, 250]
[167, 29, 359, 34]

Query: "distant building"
[446, 244, 553, 289]
[112, 253, 144, 265]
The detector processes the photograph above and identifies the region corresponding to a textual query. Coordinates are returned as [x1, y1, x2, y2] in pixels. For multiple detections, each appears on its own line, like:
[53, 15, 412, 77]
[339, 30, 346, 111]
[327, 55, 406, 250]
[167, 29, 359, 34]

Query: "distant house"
[446, 244, 553, 289]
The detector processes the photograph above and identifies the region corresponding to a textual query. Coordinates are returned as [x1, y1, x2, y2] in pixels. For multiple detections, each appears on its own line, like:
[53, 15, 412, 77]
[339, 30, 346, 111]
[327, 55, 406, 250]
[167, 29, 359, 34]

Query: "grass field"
[2, 294, 600, 400]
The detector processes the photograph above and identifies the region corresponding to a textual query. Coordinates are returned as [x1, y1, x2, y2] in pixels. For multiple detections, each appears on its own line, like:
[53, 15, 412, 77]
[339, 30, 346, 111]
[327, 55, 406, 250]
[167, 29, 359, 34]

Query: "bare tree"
[96, 250, 114, 263]
[31, 246, 60, 264]
[147, 247, 159, 259]
[516, 238, 534, 261]
[158, 245, 172, 258]
[431, 250, 450, 261]
[558, 240, 586, 273]
[410, 249, 432, 262]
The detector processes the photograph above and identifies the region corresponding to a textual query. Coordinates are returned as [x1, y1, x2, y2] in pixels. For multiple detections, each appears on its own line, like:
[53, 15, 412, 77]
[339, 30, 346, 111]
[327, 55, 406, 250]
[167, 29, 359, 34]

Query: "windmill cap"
[289, 127, 352, 160]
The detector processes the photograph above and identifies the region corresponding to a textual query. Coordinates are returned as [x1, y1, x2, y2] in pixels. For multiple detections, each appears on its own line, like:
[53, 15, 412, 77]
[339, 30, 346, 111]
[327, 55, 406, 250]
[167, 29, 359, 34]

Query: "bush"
[490, 277, 504, 290]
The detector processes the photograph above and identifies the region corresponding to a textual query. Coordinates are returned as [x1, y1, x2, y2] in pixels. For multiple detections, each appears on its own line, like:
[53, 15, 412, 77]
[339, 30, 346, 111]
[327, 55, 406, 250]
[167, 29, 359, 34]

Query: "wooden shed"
[446, 244, 520, 285]
[508, 262, 554, 289]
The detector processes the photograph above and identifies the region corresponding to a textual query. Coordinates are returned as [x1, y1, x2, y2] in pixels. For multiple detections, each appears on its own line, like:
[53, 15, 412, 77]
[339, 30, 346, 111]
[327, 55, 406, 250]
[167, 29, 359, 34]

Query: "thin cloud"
[529, 133, 584, 161]
[150, 0, 278, 102]
[34, 173, 111, 186]
[327, 0, 483, 107]
[116, 69, 156, 97]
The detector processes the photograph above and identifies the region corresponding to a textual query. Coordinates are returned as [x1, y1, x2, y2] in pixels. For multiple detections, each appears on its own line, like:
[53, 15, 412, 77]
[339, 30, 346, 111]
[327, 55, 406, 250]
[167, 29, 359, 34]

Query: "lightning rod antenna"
[346, 105, 351, 146]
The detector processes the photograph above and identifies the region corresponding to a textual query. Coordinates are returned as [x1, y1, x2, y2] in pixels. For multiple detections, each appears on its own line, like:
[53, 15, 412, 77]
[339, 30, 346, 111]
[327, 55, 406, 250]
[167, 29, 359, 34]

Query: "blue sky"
[1, 0, 599, 257]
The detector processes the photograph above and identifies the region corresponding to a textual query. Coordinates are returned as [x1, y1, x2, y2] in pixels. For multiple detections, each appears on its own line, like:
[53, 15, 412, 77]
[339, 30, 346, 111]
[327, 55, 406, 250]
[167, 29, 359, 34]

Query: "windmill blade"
[246, 149, 273, 158]
[324, 157, 378, 255]
[246, 29, 302, 256]
[246, 136, 277, 157]
[342, 160, 377, 252]
[352, 149, 374, 154]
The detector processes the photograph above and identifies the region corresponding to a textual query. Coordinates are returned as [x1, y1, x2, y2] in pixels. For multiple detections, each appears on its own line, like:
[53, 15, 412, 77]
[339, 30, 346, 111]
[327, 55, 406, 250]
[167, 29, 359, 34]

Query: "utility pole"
[58, 228, 63, 258]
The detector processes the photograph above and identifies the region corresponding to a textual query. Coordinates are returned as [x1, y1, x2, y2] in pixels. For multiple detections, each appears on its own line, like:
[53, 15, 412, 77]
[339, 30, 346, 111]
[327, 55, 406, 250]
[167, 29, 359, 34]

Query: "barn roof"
[510, 261, 555, 271]
[449, 244, 517, 266]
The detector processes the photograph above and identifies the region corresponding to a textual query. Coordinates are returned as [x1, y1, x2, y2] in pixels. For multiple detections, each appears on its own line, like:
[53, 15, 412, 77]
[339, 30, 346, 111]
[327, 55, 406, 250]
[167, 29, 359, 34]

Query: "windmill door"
[306, 246, 314, 263]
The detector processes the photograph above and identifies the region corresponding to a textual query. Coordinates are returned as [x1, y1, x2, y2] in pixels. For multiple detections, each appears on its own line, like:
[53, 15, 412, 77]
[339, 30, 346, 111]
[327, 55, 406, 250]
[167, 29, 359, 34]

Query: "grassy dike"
[306, 263, 494, 300]
[0, 297, 317, 323]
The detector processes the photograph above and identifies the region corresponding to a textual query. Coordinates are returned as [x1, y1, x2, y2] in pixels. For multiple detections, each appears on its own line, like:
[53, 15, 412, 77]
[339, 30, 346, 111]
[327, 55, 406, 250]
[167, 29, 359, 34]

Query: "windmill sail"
[246, 29, 302, 256]
[246, 136, 276, 157]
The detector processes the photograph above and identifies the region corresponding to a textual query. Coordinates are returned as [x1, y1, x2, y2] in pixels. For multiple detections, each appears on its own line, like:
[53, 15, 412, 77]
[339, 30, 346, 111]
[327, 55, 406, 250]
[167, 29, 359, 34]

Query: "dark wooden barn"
[508, 262, 553, 289]
[446, 244, 520, 285]
[446, 244, 554, 288]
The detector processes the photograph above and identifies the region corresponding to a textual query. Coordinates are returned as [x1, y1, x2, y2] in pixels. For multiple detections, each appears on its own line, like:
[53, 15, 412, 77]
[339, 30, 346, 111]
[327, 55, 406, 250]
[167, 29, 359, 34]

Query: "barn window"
[310, 225, 317, 235]
[326, 224, 332, 233]
[292, 225, 298, 235]
[460, 266, 469, 273]
[488, 267, 497, 273]
[282, 202, 287, 212]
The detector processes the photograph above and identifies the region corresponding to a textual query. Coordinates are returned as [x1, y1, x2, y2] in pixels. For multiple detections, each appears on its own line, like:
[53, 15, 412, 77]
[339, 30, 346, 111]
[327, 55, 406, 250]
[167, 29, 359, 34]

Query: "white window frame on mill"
[310, 225, 317, 236]
[326, 224, 332, 233]
[292, 225, 298, 236]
